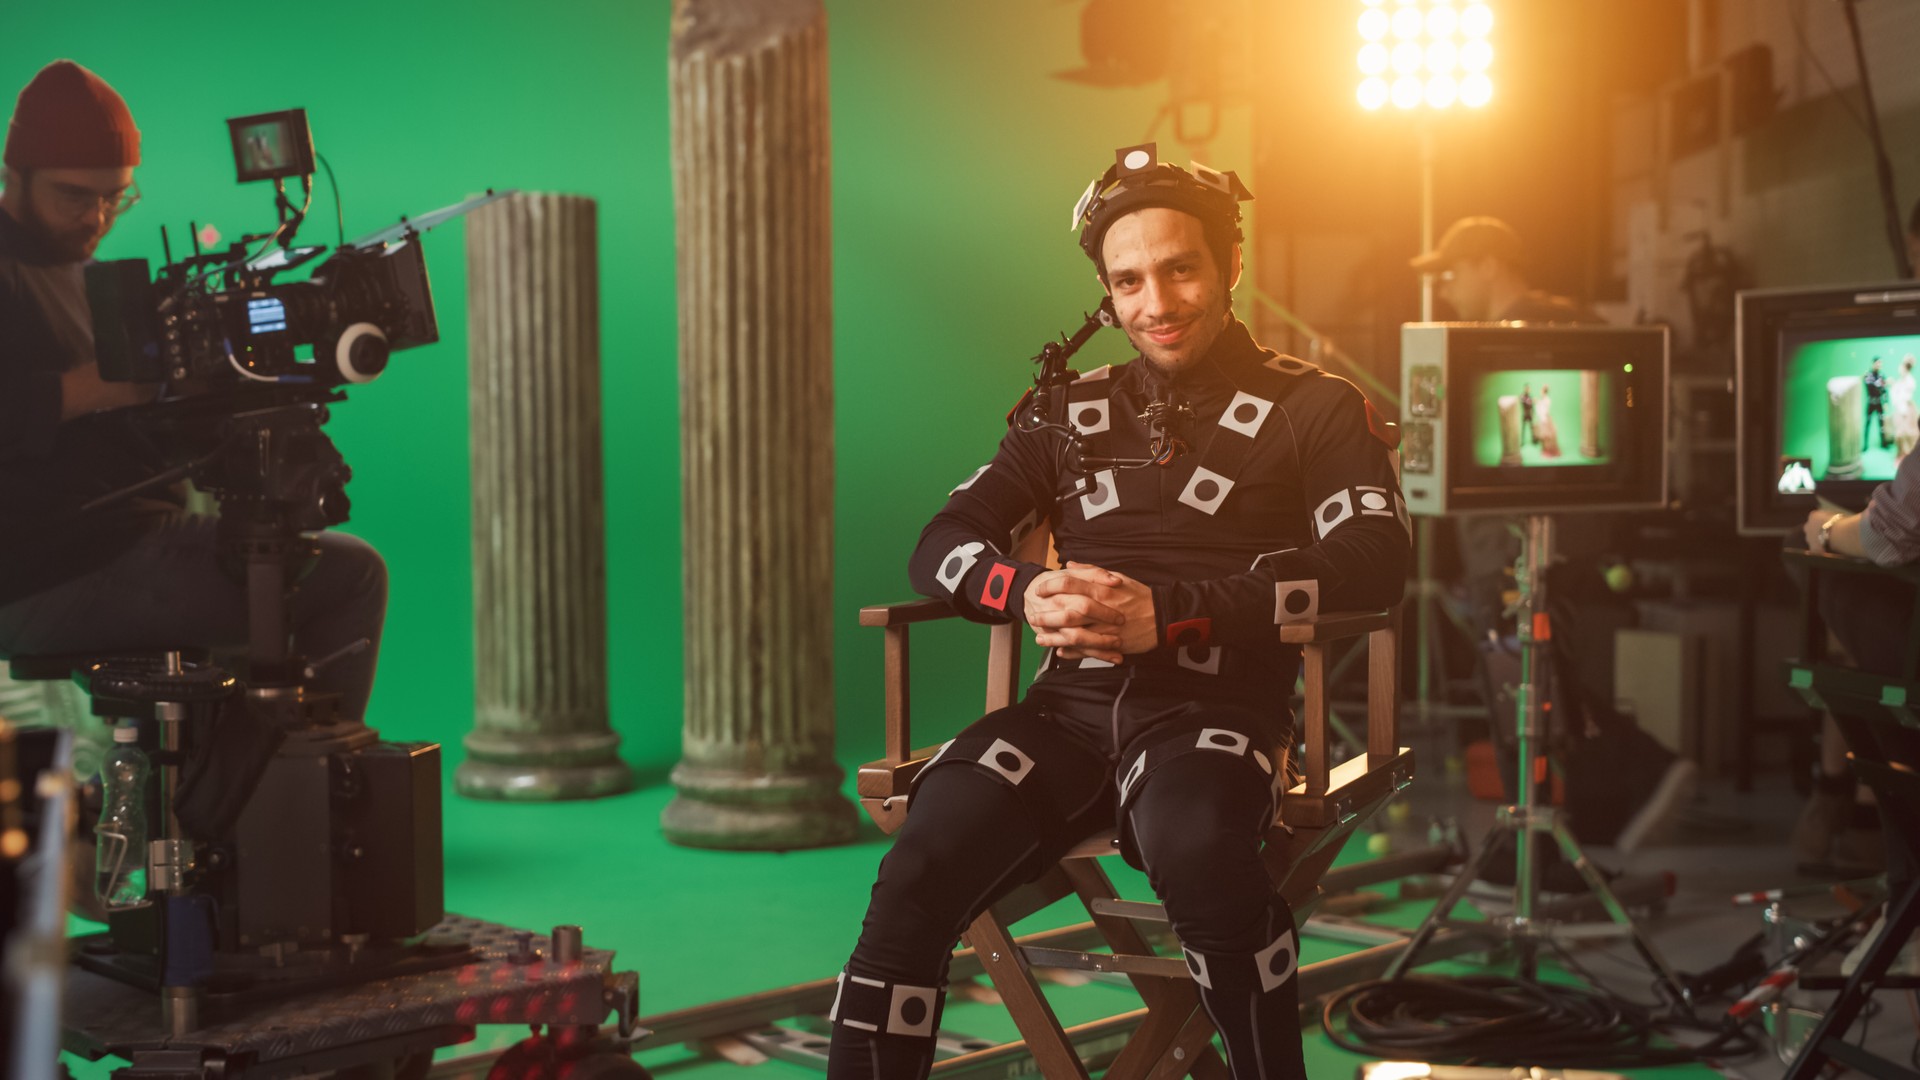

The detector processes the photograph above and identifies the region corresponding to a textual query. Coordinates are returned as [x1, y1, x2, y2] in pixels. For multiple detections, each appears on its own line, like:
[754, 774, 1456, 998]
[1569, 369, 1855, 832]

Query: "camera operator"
[0, 60, 387, 725]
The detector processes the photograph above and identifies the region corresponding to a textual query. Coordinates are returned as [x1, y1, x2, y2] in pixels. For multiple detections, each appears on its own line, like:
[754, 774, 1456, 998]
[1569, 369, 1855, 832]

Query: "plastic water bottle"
[94, 723, 151, 909]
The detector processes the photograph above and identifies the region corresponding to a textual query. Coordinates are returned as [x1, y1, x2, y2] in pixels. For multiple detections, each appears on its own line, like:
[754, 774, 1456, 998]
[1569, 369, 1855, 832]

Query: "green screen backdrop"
[1, 1, 1253, 775]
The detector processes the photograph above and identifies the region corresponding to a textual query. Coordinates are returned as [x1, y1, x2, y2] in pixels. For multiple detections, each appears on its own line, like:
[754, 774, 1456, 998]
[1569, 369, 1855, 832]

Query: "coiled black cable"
[1322, 974, 1762, 1070]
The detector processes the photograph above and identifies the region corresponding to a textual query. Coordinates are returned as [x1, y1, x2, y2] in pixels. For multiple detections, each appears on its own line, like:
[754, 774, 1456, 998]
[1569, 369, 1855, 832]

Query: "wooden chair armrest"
[1278, 610, 1391, 644]
[856, 749, 942, 799]
[859, 598, 961, 627]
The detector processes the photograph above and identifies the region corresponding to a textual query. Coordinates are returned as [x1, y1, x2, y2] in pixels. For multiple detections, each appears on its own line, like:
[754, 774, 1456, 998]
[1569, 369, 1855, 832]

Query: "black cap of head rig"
[1070, 143, 1253, 277]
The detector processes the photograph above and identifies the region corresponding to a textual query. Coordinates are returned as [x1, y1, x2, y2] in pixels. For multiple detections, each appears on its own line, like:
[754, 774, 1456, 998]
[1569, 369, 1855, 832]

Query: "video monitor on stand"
[1736, 280, 1920, 536]
[1387, 323, 1684, 1001]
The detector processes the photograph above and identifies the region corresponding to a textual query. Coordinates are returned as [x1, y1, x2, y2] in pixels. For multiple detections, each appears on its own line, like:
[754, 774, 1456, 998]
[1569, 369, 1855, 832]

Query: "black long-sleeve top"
[0, 208, 179, 607]
[908, 316, 1409, 697]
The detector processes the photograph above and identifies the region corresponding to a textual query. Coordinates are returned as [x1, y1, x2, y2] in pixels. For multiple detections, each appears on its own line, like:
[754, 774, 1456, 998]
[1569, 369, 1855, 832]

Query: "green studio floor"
[58, 748, 1763, 1080]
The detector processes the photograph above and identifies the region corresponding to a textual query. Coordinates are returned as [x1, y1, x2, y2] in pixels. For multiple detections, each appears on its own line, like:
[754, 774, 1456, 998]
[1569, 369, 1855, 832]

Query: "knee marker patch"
[830, 971, 942, 1037]
[1181, 925, 1299, 995]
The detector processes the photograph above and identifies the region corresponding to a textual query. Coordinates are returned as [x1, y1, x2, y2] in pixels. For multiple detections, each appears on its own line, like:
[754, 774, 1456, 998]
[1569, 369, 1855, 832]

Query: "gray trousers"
[0, 513, 386, 723]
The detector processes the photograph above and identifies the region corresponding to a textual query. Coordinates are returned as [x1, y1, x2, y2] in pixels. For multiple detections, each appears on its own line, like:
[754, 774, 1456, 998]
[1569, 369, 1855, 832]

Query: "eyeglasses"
[41, 178, 140, 219]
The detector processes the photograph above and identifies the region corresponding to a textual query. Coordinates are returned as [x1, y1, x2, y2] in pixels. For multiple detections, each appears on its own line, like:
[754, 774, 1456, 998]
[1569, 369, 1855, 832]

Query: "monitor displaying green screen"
[1779, 333, 1920, 485]
[1471, 368, 1614, 468]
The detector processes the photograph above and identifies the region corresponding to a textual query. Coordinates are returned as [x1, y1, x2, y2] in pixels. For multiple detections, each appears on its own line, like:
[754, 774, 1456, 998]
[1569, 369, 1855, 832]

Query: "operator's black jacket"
[0, 208, 179, 607]
[908, 315, 1409, 702]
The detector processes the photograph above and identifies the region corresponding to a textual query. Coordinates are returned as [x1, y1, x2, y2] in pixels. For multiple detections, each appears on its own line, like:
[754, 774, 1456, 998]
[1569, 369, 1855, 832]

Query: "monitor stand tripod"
[1383, 514, 1688, 1002]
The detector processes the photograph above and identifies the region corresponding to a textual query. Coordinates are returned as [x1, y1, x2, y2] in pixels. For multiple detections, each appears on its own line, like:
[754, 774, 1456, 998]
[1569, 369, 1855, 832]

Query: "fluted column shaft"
[459, 193, 631, 801]
[663, 0, 853, 848]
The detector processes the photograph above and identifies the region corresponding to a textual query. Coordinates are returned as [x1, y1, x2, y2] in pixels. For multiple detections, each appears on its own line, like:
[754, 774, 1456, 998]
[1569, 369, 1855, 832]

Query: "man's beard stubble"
[18, 187, 104, 263]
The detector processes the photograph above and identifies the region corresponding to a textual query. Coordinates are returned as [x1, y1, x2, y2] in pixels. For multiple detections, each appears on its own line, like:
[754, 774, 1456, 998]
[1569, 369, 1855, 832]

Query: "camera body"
[89, 234, 437, 387]
[87, 105, 439, 389]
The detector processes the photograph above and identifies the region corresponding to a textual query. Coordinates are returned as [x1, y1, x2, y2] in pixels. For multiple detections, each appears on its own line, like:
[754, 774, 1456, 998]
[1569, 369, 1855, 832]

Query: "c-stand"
[1384, 513, 1690, 1002]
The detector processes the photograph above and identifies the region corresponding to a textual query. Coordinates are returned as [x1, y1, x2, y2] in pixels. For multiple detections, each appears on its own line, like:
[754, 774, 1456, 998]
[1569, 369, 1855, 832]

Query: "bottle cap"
[112, 723, 139, 744]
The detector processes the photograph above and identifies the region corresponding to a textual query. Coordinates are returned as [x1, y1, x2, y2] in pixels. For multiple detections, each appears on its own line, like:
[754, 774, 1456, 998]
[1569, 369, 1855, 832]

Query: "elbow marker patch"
[935, 541, 986, 593]
[1275, 579, 1320, 623]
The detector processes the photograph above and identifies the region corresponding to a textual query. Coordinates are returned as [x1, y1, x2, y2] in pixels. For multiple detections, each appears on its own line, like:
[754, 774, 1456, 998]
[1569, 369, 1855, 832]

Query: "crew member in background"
[1792, 452, 1920, 880]
[0, 60, 387, 723]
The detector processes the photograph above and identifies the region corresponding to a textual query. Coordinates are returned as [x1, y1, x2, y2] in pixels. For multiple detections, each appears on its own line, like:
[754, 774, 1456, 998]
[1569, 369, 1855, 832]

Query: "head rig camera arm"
[1015, 297, 1193, 474]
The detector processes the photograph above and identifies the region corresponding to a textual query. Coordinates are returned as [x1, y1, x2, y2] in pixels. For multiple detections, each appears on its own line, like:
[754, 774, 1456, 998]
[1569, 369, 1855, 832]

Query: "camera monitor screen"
[1399, 324, 1668, 516]
[1777, 332, 1918, 485]
[1736, 281, 1920, 535]
[227, 108, 315, 184]
[1469, 369, 1616, 470]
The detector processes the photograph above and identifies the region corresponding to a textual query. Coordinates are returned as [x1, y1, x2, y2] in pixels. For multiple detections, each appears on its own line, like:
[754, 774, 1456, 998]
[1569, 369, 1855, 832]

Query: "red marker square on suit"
[980, 562, 1017, 611]
[1166, 617, 1212, 648]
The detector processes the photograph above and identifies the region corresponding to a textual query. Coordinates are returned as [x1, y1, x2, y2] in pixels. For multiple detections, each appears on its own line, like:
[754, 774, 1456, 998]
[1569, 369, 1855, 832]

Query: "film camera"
[44, 111, 519, 1043]
[89, 109, 437, 389]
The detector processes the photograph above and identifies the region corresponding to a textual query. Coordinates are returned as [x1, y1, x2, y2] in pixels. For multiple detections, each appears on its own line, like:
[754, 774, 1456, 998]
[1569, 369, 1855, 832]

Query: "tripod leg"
[1546, 819, 1688, 1005]
[1384, 822, 1507, 980]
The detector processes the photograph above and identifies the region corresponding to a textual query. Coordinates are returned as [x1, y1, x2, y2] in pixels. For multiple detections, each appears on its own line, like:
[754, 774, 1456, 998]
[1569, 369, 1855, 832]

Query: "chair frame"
[855, 541, 1413, 1079]
[1780, 549, 1920, 1080]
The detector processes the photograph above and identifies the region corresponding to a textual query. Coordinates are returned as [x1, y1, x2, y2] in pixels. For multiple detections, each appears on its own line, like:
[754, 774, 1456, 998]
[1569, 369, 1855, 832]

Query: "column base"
[661, 761, 858, 850]
[456, 728, 635, 801]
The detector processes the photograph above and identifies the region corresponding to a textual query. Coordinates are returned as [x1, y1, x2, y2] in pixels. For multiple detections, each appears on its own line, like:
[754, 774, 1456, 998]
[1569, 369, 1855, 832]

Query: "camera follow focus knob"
[334, 322, 390, 383]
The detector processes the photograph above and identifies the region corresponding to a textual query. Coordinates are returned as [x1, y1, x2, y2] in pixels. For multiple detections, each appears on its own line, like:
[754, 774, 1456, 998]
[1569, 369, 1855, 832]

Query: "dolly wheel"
[486, 1039, 650, 1080]
[559, 1052, 650, 1080]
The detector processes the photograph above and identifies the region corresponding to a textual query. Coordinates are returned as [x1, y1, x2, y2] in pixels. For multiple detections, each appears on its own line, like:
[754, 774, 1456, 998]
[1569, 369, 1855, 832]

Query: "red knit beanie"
[4, 60, 140, 170]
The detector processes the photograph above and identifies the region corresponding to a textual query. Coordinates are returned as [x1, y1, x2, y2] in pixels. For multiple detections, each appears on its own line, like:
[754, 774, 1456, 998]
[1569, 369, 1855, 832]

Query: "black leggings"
[827, 681, 1307, 1079]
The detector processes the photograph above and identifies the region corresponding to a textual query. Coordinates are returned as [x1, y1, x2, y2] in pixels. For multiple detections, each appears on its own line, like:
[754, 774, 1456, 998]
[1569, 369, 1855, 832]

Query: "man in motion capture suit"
[825, 145, 1410, 1079]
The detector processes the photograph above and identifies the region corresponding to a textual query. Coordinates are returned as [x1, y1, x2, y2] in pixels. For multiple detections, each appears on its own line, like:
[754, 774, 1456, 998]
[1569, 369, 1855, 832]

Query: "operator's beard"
[14, 189, 105, 263]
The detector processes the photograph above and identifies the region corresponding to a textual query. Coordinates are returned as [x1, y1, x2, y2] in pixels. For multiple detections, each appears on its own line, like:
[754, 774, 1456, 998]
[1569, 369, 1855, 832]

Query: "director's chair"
[1780, 549, 1920, 1080]
[855, 528, 1414, 1079]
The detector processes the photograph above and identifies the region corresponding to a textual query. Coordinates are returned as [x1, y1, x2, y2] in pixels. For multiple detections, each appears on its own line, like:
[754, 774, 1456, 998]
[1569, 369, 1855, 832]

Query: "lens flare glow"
[1425, 75, 1458, 107]
[1461, 3, 1494, 37]
[1391, 42, 1423, 74]
[1425, 40, 1457, 73]
[1359, 77, 1390, 109]
[1426, 4, 1458, 38]
[1460, 72, 1493, 107]
[1358, 43, 1390, 75]
[1392, 6, 1424, 39]
[1359, 8, 1390, 41]
[1392, 76, 1423, 108]
[1459, 39, 1492, 72]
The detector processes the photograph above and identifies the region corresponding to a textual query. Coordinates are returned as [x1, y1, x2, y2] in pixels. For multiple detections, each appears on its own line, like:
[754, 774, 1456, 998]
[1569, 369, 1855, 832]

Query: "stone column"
[1579, 370, 1602, 459]
[663, 0, 854, 849]
[1498, 396, 1523, 466]
[458, 193, 632, 801]
[1829, 376, 1864, 480]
